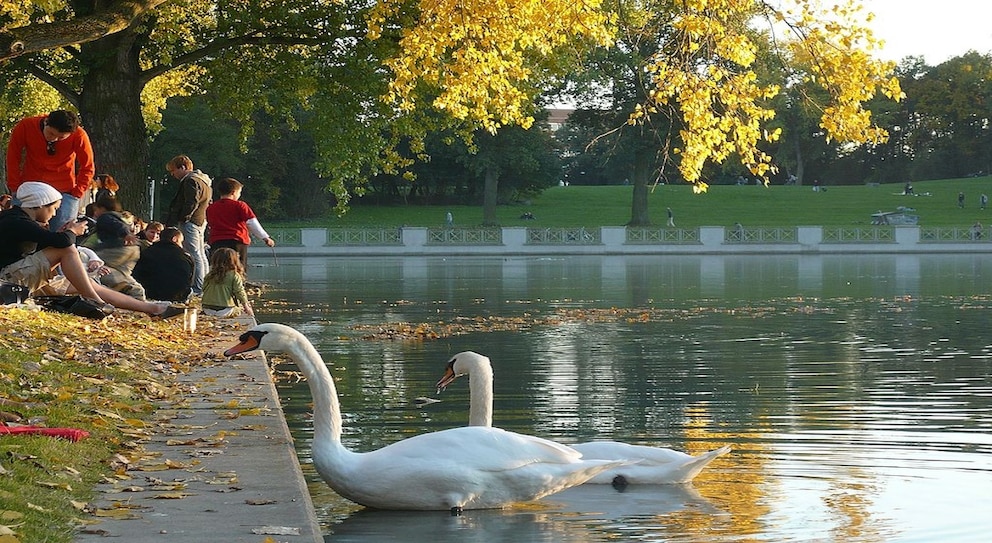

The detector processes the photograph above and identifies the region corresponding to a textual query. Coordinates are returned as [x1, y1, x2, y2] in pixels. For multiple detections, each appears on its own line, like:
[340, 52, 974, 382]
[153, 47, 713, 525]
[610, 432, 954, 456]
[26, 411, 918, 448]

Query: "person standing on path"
[666, 207, 675, 227]
[164, 155, 211, 295]
[5, 110, 95, 232]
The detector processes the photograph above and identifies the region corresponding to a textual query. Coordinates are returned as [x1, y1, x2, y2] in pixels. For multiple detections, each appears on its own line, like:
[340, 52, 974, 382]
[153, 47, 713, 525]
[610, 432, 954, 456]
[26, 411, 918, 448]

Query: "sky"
[863, 0, 992, 64]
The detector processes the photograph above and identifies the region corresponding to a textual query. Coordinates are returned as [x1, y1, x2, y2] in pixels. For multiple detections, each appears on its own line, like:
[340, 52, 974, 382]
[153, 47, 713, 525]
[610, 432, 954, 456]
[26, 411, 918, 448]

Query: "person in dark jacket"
[164, 155, 211, 295]
[0, 182, 181, 318]
[132, 227, 194, 302]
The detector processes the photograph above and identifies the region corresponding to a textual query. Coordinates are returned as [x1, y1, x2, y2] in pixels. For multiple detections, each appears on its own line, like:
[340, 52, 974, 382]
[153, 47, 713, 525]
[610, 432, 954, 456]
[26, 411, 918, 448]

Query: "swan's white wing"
[572, 441, 693, 465]
[376, 426, 583, 467]
[322, 426, 619, 510]
[573, 443, 732, 484]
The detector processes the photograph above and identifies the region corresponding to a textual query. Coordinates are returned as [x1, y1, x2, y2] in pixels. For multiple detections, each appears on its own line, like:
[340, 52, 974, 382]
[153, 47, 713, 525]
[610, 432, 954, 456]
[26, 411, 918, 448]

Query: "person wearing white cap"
[0, 182, 183, 319]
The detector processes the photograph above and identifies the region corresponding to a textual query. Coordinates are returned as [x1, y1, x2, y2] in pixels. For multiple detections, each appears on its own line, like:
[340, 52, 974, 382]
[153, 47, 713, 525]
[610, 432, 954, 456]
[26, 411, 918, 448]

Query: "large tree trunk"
[793, 136, 805, 186]
[482, 167, 499, 226]
[77, 29, 152, 218]
[628, 148, 652, 226]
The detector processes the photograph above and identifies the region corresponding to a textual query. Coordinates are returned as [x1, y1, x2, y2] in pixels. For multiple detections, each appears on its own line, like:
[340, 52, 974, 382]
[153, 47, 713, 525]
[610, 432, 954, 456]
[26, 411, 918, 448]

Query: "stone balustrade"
[255, 225, 992, 256]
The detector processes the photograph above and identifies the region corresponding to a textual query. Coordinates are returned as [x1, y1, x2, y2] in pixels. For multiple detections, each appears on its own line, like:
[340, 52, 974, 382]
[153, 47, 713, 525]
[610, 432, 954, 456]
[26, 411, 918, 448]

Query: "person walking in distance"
[164, 155, 211, 295]
[5, 110, 95, 232]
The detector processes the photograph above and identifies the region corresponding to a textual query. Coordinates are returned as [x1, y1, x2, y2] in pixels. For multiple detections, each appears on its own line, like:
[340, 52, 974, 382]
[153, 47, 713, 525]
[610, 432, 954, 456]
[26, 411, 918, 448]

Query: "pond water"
[248, 254, 992, 542]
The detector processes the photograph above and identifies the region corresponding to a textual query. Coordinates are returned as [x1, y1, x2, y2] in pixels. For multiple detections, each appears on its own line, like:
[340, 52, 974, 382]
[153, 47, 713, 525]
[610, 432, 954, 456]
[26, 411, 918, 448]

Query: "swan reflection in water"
[327, 484, 721, 542]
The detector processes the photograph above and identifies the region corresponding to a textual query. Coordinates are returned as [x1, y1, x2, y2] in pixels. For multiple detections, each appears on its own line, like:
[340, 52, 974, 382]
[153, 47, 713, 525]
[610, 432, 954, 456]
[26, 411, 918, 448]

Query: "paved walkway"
[74, 316, 322, 543]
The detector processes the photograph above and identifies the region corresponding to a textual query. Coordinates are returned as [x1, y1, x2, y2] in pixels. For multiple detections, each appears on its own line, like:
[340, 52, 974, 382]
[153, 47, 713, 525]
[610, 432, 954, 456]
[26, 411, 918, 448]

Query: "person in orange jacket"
[6, 109, 95, 232]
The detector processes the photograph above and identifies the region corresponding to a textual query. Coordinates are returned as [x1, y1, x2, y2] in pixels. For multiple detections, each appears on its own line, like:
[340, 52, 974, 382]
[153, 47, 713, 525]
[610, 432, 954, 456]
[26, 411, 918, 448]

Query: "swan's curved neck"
[283, 335, 342, 443]
[468, 360, 494, 428]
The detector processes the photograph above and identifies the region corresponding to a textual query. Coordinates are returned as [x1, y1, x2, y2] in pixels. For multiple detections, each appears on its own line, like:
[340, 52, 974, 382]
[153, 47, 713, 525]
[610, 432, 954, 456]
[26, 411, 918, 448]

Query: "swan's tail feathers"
[671, 445, 732, 484]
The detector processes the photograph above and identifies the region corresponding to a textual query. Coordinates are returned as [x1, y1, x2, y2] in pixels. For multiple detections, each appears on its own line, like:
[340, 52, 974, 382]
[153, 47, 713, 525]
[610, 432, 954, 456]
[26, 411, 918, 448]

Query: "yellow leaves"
[370, 0, 611, 130]
[0, 510, 23, 540]
[0, 306, 209, 543]
[92, 505, 142, 519]
[152, 491, 195, 499]
[625, 0, 900, 187]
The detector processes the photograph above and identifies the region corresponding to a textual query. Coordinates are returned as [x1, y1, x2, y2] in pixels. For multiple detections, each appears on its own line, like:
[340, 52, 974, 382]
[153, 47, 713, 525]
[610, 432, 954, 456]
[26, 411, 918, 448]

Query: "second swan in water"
[435, 351, 731, 486]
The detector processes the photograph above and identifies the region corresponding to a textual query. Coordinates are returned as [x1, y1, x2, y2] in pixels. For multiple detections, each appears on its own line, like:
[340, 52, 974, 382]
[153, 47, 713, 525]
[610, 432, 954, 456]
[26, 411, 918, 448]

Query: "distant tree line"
[145, 51, 992, 221]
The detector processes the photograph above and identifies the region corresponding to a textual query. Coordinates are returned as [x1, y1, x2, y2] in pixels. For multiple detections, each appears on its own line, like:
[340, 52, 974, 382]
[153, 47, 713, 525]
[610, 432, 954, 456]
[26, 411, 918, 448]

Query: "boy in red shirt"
[206, 177, 275, 269]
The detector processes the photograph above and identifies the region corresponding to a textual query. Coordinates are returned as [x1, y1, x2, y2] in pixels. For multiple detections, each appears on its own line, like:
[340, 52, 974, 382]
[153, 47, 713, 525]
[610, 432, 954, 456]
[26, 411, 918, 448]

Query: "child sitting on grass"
[200, 247, 253, 317]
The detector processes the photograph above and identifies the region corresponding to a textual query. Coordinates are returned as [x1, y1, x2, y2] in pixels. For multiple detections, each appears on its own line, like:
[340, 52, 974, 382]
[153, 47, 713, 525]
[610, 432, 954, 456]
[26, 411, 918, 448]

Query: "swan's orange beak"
[224, 331, 263, 357]
[435, 366, 457, 393]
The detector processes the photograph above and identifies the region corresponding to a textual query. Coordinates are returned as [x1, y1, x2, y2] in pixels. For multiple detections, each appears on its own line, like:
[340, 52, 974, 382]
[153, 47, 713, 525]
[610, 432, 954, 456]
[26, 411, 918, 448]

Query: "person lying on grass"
[0, 182, 183, 319]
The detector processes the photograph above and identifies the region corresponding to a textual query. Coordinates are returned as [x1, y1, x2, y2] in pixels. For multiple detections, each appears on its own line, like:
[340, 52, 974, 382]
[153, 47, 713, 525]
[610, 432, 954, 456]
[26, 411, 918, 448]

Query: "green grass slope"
[279, 178, 992, 228]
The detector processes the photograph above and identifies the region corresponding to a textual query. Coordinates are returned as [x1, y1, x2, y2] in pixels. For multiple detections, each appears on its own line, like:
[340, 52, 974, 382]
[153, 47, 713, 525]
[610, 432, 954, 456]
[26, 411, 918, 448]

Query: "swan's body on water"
[435, 351, 731, 485]
[224, 323, 626, 512]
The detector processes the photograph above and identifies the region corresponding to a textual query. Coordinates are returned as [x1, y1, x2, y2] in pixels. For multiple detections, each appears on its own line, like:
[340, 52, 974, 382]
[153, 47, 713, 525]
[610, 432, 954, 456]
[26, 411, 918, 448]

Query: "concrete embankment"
[74, 315, 322, 543]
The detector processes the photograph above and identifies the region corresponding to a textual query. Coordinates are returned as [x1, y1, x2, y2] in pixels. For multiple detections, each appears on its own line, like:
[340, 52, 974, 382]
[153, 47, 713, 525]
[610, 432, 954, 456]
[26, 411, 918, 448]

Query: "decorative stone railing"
[326, 227, 403, 246]
[724, 226, 797, 244]
[526, 227, 600, 245]
[920, 226, 992, 243]
[822, 227, 896, 243]
[426, 227, 502, 245]
[255, 225, 992, 255]
[626, 227, 700, 244]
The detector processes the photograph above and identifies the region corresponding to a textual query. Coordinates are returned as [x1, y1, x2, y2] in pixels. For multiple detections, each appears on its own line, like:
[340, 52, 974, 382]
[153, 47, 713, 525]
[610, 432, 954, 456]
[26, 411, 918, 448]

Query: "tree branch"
[140, 32, 332, 84]
[0, 0, 171, 62]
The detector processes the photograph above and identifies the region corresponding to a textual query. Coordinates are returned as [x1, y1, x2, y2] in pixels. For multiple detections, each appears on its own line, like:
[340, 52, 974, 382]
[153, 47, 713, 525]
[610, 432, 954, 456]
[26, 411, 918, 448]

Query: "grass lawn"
[276, 177, 992, 229]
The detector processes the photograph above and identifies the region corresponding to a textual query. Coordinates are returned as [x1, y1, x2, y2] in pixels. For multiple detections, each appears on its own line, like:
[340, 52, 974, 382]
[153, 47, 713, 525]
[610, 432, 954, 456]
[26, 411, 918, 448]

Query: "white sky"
[862, 0, 992, 64]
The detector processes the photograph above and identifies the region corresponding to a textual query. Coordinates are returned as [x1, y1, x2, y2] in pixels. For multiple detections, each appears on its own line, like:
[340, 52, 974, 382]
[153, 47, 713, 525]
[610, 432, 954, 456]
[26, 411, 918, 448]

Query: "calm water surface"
[247, 254, 992, 542]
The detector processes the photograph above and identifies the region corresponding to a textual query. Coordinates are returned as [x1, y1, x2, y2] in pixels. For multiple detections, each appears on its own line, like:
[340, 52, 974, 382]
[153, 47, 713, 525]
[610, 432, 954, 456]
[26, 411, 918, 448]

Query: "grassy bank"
[0, 308, 204, 543]
[279, 177, 992, 228]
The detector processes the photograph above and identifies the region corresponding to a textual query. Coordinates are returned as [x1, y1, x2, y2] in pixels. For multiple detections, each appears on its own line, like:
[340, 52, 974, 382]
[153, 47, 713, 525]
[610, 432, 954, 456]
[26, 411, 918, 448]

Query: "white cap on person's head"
[16, 182, 62, 208]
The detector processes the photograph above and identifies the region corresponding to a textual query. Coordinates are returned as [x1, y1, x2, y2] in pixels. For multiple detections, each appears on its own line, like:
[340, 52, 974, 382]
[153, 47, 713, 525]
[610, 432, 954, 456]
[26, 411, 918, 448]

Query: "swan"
[223, 323, 628, 513]
[435, 351, 731, 486]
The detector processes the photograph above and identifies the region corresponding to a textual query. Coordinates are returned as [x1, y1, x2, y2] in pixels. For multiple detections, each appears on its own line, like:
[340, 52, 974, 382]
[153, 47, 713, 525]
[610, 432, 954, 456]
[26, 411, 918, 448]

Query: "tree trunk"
[482, 167, 499, 226]
[628, 148, 652, 226]
[792, 136, 805, 186]
[77, 30, 152, 218]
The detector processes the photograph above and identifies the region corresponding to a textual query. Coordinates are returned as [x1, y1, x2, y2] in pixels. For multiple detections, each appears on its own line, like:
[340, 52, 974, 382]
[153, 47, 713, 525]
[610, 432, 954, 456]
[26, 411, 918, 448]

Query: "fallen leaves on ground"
[0, 305, 220, 543]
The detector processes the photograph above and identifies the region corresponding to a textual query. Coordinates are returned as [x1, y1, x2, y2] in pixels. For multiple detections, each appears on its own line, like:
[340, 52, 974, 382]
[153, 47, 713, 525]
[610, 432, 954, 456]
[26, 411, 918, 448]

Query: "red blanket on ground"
[0, 425, 89, 441]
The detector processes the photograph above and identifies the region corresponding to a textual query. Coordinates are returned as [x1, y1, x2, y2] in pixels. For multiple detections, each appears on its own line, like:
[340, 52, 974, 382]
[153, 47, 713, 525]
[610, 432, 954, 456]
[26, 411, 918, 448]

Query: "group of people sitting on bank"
[1, 110, 275, 319]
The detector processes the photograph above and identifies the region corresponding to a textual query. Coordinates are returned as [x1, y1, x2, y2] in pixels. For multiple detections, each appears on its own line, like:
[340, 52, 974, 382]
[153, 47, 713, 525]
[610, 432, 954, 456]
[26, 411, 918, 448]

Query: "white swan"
[224, 323, 627, 512]
[435, 351, 731, 485]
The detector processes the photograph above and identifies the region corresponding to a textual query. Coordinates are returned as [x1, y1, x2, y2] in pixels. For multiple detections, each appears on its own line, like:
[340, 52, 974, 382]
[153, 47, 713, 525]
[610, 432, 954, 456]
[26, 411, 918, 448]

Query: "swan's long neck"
[283, 334, 342, 444]
[468, 358, 494, 427]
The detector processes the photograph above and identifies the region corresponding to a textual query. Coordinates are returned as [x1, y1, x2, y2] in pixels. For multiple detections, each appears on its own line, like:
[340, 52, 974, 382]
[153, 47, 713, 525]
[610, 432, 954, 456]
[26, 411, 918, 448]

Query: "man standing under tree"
[6, 110, 95, 232]
[164, 155, 211, 295]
